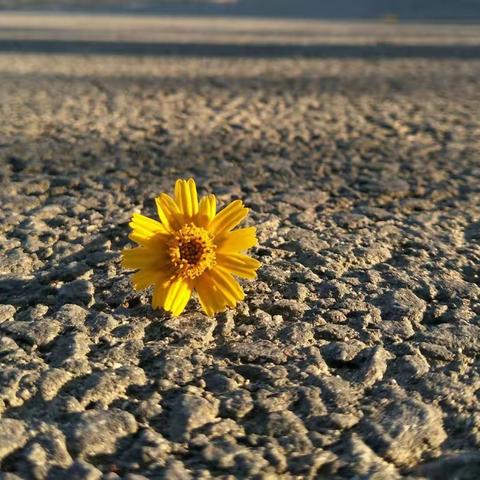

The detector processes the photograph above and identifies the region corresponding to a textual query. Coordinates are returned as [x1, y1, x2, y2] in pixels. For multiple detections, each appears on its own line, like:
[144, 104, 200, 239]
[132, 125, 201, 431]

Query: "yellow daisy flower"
[122, 178, 260, 317]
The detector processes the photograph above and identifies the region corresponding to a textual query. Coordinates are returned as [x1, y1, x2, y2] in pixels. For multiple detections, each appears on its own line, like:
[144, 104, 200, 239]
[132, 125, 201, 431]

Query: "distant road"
[127, 0, 480, 22]
[1, 13, 479, 59]
[2, 0, 480, 21]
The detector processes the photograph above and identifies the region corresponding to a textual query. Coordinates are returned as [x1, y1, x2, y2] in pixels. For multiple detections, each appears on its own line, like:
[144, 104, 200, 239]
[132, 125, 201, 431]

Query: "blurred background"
[1, 0, 480, 20]
[0, 0, 479, 173]
[0, 0, 479, 185]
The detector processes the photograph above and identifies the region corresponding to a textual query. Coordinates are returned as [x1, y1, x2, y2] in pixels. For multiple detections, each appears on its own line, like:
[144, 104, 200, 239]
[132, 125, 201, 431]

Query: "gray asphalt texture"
[0, 13, 480, 480]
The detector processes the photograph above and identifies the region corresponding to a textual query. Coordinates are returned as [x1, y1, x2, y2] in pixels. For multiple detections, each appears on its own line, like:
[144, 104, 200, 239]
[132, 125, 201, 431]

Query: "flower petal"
[152, 276, 170, 309]
[209, 200, 248, 236]
[170, 283, 193, 316]
[216, 252, 260, 279]
[163, 277, 193, 316]
[128, 231, 151, 247]
[216, 227, 257, 253]
[155, 193, 182, 231]
[209, 267, 245, 307]
[196, 194, 216, 228]
[121, 246, 169, 270]
[195, 272, 226, 316]
[175, 178, 199, 218]
[188, 178, 199, 215]
[129, 213, 167, 237]
[122, 247, 154, 269]
[131, 269, 157, 290]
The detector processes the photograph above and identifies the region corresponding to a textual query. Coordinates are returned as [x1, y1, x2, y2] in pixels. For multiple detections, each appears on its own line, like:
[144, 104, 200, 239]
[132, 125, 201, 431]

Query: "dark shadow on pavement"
[1, 39, 480, 59]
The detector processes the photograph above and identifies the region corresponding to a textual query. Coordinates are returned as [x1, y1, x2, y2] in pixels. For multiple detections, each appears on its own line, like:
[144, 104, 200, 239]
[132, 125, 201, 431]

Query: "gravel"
[0, 13, 479, 480]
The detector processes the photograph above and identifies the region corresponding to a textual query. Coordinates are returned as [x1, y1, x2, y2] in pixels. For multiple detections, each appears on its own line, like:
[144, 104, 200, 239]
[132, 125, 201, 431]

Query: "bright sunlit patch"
[122, 178, 260, 316]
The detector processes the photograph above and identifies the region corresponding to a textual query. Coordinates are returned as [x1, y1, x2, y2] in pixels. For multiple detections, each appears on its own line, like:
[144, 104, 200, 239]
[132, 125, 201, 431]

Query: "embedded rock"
[360, 398, 447, 467]
[168, 393, 219, 442]
[66, 409, 138, 457]
[0, 419, 28, 460]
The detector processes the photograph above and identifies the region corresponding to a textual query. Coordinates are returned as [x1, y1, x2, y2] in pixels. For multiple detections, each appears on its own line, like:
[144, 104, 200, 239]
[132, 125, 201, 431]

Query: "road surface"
[0, 12, 479, 480]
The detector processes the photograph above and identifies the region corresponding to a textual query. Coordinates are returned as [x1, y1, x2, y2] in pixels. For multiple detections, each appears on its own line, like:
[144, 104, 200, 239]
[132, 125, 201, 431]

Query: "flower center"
[168, 223, 216, 279]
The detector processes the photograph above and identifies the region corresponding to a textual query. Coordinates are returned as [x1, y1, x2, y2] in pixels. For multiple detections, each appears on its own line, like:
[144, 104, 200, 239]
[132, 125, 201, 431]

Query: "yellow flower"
[122, 178, 260, 316]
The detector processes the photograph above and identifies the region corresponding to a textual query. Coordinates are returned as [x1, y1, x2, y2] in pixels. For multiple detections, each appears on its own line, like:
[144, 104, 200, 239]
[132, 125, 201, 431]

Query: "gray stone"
[77, 367, 147, 408]
[318, 376, 362, 408]
[15, 304, 48, 322]
[85, 311, 119, 337]
[168, 393, 219, 441]
[62, 460, 103, 480]
[219, 389, 254, 420]
[39, 368, 73, 401]
[320, 340, 365, 365]
[377, 319, 415, 340]
[160, 459, 192, 480]
[55, 304, 89, 329]
[417, 452, 480, 480]
[1, 318, 61, 346]
[418, 342, 454, 361]
[360, 397, 447, 467]
[266, 410, 312, 454]
[416, 324, 480, 354]
[58, 280, 95, 307]
[0, 418, 28, 460]
[163, 313, 216, 346]
[157, 354, 195, 386]
[378, 289, 427, 324]
[0, 304, 16, 323]
[394, 352, 430, 378]
[67, 409, 138, 457]
[283, 282, 310, 302]
[49, 331, 91, 371]
[294, 387, 327, 418]
[346, 433, 401, 479]
[226, 340, 288, 364]
[14, 428, 72, 479]
[0, 473, 24, 480]
[358, 346, 393, 388]
[318, 280, 349, 299]
[279, 321, 314, 347]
